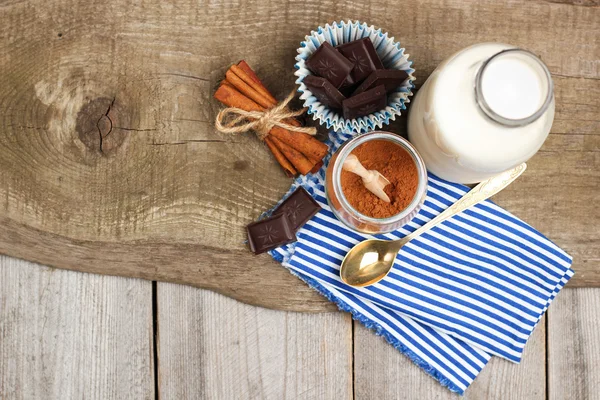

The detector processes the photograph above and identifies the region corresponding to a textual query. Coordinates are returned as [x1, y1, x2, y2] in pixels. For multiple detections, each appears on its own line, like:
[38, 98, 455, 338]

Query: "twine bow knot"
[215, 90, 316, 140]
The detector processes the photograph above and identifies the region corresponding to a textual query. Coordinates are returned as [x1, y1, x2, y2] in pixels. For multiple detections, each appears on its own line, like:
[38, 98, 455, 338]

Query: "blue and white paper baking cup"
[295, 21, 416, 134]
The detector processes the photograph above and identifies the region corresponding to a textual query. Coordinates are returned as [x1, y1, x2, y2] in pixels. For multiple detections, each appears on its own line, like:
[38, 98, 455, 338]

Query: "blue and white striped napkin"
[269, 131, 574, 393]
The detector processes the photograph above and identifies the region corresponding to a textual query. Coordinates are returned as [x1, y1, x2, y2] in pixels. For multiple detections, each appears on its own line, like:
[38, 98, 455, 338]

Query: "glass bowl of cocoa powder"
[325, 132, 428, 234]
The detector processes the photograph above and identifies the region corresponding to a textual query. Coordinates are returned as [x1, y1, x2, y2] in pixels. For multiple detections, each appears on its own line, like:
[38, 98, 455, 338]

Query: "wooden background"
[0, 0, 598, 312]
[1, 0, 599, 398]
[2, 257, 600, 399]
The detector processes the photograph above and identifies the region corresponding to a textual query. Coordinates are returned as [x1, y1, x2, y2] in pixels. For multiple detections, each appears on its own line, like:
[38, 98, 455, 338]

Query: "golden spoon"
[339, 163, 527, 287]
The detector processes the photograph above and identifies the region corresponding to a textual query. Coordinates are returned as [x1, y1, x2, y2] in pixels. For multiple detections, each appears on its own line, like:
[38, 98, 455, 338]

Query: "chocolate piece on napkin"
[274, 187, 321, 232]
[247, 213, 295, 254]
[303, 75, 346, 110]
[305, 42, 354, 88]
[336, 37, 384, 82]
[342, 84, 387, 119]
[353, 69, 409, 95]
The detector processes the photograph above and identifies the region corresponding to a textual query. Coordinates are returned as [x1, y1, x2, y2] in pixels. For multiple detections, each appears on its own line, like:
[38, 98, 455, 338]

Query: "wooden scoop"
[342, 154, 391, 203]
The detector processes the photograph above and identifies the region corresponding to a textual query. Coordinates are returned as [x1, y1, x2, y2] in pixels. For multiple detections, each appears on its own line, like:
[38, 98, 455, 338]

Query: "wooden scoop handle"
[343, 155, 371, 181]
[342, 155, 391, 202]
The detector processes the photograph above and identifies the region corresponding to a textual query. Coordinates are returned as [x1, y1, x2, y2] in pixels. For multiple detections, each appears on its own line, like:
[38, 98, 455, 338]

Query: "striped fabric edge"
[289, 183, 574, 362]
[286, 246, 492, 383]
[265, 130, 572, 390]
[271, 244, 491, 394]
[265, 129, 575, 363]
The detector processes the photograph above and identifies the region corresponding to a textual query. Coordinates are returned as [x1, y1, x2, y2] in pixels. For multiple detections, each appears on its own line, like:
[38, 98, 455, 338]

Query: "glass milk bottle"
[407, 43, 554, 184]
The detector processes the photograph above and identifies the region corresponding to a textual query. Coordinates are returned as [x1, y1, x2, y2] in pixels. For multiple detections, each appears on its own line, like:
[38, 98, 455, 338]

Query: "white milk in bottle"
[407, 43, 554, 183]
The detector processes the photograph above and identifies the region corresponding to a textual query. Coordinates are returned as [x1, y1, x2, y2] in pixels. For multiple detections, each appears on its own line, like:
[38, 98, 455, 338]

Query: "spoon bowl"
[339, 163, 527, 288]
[340, 239, 404, 287]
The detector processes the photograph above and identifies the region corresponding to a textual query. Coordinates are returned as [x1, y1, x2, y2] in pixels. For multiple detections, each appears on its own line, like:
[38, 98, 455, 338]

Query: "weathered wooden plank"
[0, 0, 597, 312]
[548, 288, 600, 400]
[0, 256, 154, 399]
[353, 320, 460, 400]
[463, 317, 546, 399]
[354, 318, 546, 399]
[0, 216, 336, 312]
[156, 284, 352, 399]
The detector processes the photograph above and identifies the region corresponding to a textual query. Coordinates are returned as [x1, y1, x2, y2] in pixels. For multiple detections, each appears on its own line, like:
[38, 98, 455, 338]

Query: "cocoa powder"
[341, 139, 419, 218]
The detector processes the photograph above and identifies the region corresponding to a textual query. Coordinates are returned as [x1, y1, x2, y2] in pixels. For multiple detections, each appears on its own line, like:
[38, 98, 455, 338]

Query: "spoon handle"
[402, 163, 527, 244]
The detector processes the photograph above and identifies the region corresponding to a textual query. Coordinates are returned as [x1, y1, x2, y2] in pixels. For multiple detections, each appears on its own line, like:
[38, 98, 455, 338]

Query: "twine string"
[215, 90, 316, 140]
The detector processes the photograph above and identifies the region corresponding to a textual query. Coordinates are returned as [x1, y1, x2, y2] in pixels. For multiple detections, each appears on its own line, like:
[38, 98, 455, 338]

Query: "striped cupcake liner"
[295, 20, 416, 134]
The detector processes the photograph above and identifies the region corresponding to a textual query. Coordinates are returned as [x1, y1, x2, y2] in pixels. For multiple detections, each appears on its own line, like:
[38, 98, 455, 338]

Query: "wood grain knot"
[76, 97, 128, 154]
[233, 160, 249, 171]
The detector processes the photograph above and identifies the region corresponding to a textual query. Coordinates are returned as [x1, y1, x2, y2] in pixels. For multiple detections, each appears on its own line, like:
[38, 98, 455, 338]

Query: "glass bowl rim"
[331, 131, 428, 224]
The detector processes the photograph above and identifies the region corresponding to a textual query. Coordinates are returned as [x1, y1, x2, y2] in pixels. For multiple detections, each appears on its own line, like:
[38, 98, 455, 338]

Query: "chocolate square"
[339, 74, 359, 98]
[342, 84, 387, 119]
[352, 69, 409, 95]
[340, 73, 356, 89]
[303, 75, 346, 110]
[336, 38, 384, 83]
[361, 37, 384, 70]
[246, 213, 295, 254]
[305, 41, 354, 88]
[273, 187, 321, 232]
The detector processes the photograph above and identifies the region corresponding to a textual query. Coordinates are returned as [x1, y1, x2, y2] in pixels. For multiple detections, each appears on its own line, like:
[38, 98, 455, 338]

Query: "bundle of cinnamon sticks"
[214, 61, 329, 176]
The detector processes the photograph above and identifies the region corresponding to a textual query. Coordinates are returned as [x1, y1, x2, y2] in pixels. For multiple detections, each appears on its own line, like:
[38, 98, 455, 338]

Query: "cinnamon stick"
[231, 63, 277, 104]
[214, 84, 328, 162]
[265, 136, 297, 177]
[215, 82, 262, 112]
[236, 61, 262, 84]
[269, 136, 314, 176]
[218, 82, 301, 176]
[310, 161, 323, 174]
[222, 77, 301, 127]
[221, 79, 235, 89]
[235, 62, 302, 128]
[270, 127, 328, 162]
[226, 69, 275, 109]
[226, 67, 301, 128]
[215, 61, 329, 176]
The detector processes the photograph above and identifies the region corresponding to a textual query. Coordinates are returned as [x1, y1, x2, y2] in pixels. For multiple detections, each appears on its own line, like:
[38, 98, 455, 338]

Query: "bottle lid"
[475, 49, 554, 127]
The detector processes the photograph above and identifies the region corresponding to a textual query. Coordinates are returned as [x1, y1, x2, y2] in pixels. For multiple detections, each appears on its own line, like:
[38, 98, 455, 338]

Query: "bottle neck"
[474, 48, 554, 127]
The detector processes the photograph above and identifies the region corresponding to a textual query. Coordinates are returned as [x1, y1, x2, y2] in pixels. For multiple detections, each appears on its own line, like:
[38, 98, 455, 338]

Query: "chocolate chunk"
[305, 42, 354, 88]
[342, 84, 387, 119]
[336, 38, 384, 82]
[359, 37, 384, 69]
[303, 75, 346, 110]
[340, 74, 356, 89]
[339, 74, 358, 98]
[352, 69, 409, 95]
[339, 86, 357, 99]
[339, 84, 358, 98]
[274, 187, 321, 232]
[247, 213, 295, 254]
